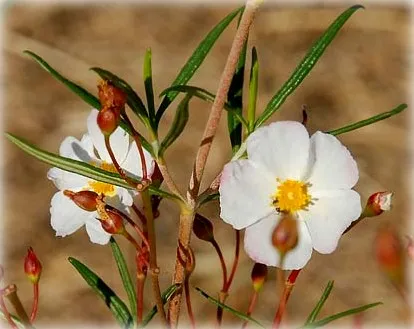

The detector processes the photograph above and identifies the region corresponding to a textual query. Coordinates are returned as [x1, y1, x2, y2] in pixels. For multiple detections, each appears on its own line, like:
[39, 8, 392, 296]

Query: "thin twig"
[156, 158, 185, 201]
[241, 290, 258, 329]
[0, 295, 17, 329]
[29, 283, 39, 323]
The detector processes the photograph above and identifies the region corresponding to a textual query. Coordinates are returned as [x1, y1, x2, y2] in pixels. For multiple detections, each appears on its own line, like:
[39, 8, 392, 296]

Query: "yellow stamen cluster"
[272, 179, 311, 213]
[87, 161, 117, 196]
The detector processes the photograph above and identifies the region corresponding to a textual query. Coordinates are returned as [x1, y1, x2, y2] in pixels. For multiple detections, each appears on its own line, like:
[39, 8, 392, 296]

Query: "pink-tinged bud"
[100, 209, 125, 235]
[193, 214, 215, 242]
[98, 80, 126, 109]
[405, 236, 414, 261]
[251, 263, 267, 292]
[24, 247, 42, 284]
[272, 214, 298, 255]
[363, 191, 393, 217]
[97, 107, 121, 136]
[64, 190, 98, 212]
[374, 226, 404, 287]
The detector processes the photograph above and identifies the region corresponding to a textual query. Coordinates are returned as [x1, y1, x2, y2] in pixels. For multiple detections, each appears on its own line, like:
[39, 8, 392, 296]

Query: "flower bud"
[363, 191, 393, 217]
[97, 107, 121, 136]
[374, 225, 404, 287]
[193, 214, 215, 242]
[24, 247, 42, 284]
[64, 190, 98, 212]
[100, 209, 125, 235]
[251, 263, 267, 292]
[98, 80, 126, 109]
[272, 214, 298, 255]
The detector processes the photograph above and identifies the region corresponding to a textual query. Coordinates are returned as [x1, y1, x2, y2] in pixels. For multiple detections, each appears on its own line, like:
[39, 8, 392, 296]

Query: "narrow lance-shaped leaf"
[255, 5, 364, 128]
[141, 283, 181, 327]
[90, 67, 150, 127]
[158, 94, 192, 156]
[195, 287, 265, 328]
[110, 237, 137, 321]
[68, 257, 133, 328]
[156, 6, 244, 126]
[247, 47, 259, 133]
[5, 133, 177, 200]
[143, 48, 156, 124]
[327, 103, 407, 136]
[160, 85, 248, 127]
[23, 50, 101, 109]
[227, 8, 248, 153]
[305, 281, 334, 325]
[301, 302, 382, 329]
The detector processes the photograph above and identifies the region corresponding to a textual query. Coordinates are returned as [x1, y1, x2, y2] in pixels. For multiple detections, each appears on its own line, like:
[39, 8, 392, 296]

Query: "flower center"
[272, 179, 311, 213]
[87, 161, 117, 196]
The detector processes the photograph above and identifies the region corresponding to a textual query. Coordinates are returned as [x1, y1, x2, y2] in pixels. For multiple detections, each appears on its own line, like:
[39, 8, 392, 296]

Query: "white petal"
[86, 109, 129, 163]
[306, 131, 358, 189]
[246, 121, 310, 180]
[244, 214, 313, 270]
[121, 141, 155, 179]
[219, 159, 276, 229]
[301, 189, 361, 254]
[50, 191, 88, 237]
[59, 135, 94, 161]
[47, 167, 89, 191]
[85, 217, 111, 245]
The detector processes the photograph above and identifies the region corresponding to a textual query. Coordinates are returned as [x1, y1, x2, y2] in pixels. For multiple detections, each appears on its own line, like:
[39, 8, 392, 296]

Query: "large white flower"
[219, 121, 361, 270]
[47, 109, 154, 245]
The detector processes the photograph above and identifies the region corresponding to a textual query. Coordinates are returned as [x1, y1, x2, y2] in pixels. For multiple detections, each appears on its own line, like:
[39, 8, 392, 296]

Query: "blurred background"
[2, 1, 411, 328]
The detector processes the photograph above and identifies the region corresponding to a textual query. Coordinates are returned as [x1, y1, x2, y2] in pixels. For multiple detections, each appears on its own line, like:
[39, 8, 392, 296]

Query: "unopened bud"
[99, 209, 125, 235]
[64, 190, 98, 212]
[98, 80, 126, 109]
[193, 214, 215, 242]
[363, 191, 393, 217]
[97, 107, 121, 136]
[24, 247, 42, 284]
[374, 226, 404, 287]
[272, 214, 298, 254]
[251, 263, 267, 292]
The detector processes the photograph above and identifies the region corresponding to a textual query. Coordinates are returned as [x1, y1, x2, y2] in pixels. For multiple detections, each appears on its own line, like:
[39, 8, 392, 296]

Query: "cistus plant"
[2, 1, 409, 328]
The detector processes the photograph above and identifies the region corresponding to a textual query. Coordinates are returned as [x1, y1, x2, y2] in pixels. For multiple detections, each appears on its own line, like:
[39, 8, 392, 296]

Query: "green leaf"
[302, 302, 382, 328]
[110, 237, 137, 322]
[247, 47, 259, 133]
[255, 5, 364, 128]
[141, 283, 181, 327]
[160, 85, 248, 127]
[327, 103, 407, 136]
[195, 287, 265, 328]
[23, 50, 101, 109]
[68, 257, 133, 328]
[0, 310, 25, 329]
[90, 67, 149, 126]
[305, 281, 334, 325]
[143, 48, 156, 124]
[5, 133, 177, 200]
[159, 94, 192, 155]
[198, 191, 219, 207]
[155, 6, 244, 126]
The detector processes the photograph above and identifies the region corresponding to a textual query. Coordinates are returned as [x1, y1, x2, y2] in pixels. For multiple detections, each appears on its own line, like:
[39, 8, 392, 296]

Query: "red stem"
[272, 269, 301, 329]
[241, 291, 258, 329]
[0, 296, 17, 329]
[137, 270, 146, 325]
[184, 278, 196, 329]
[225, 229, 241, 291]
[211, 240, 228, 290]
[30, 283, 39, 323]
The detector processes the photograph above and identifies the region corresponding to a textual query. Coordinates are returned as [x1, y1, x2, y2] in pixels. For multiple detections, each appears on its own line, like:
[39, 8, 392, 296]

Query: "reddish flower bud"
[374, 226, 404, 287]
[98, 80, 126, 109]
[24, 247, 42, 284]
[64, 190, 98, 212]
[97, 107, 121, 136]
[193, 214, 215, 242]
[363, 191, 393, 217]
[272, 214, 298, 255]
[251, 263, 267, 292]
[100, 209, 125, 235]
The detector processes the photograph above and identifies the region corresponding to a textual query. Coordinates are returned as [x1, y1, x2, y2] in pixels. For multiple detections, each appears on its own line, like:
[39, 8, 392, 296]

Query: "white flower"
[47, 109, 154, 245]
[219, 121, 361, 270]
